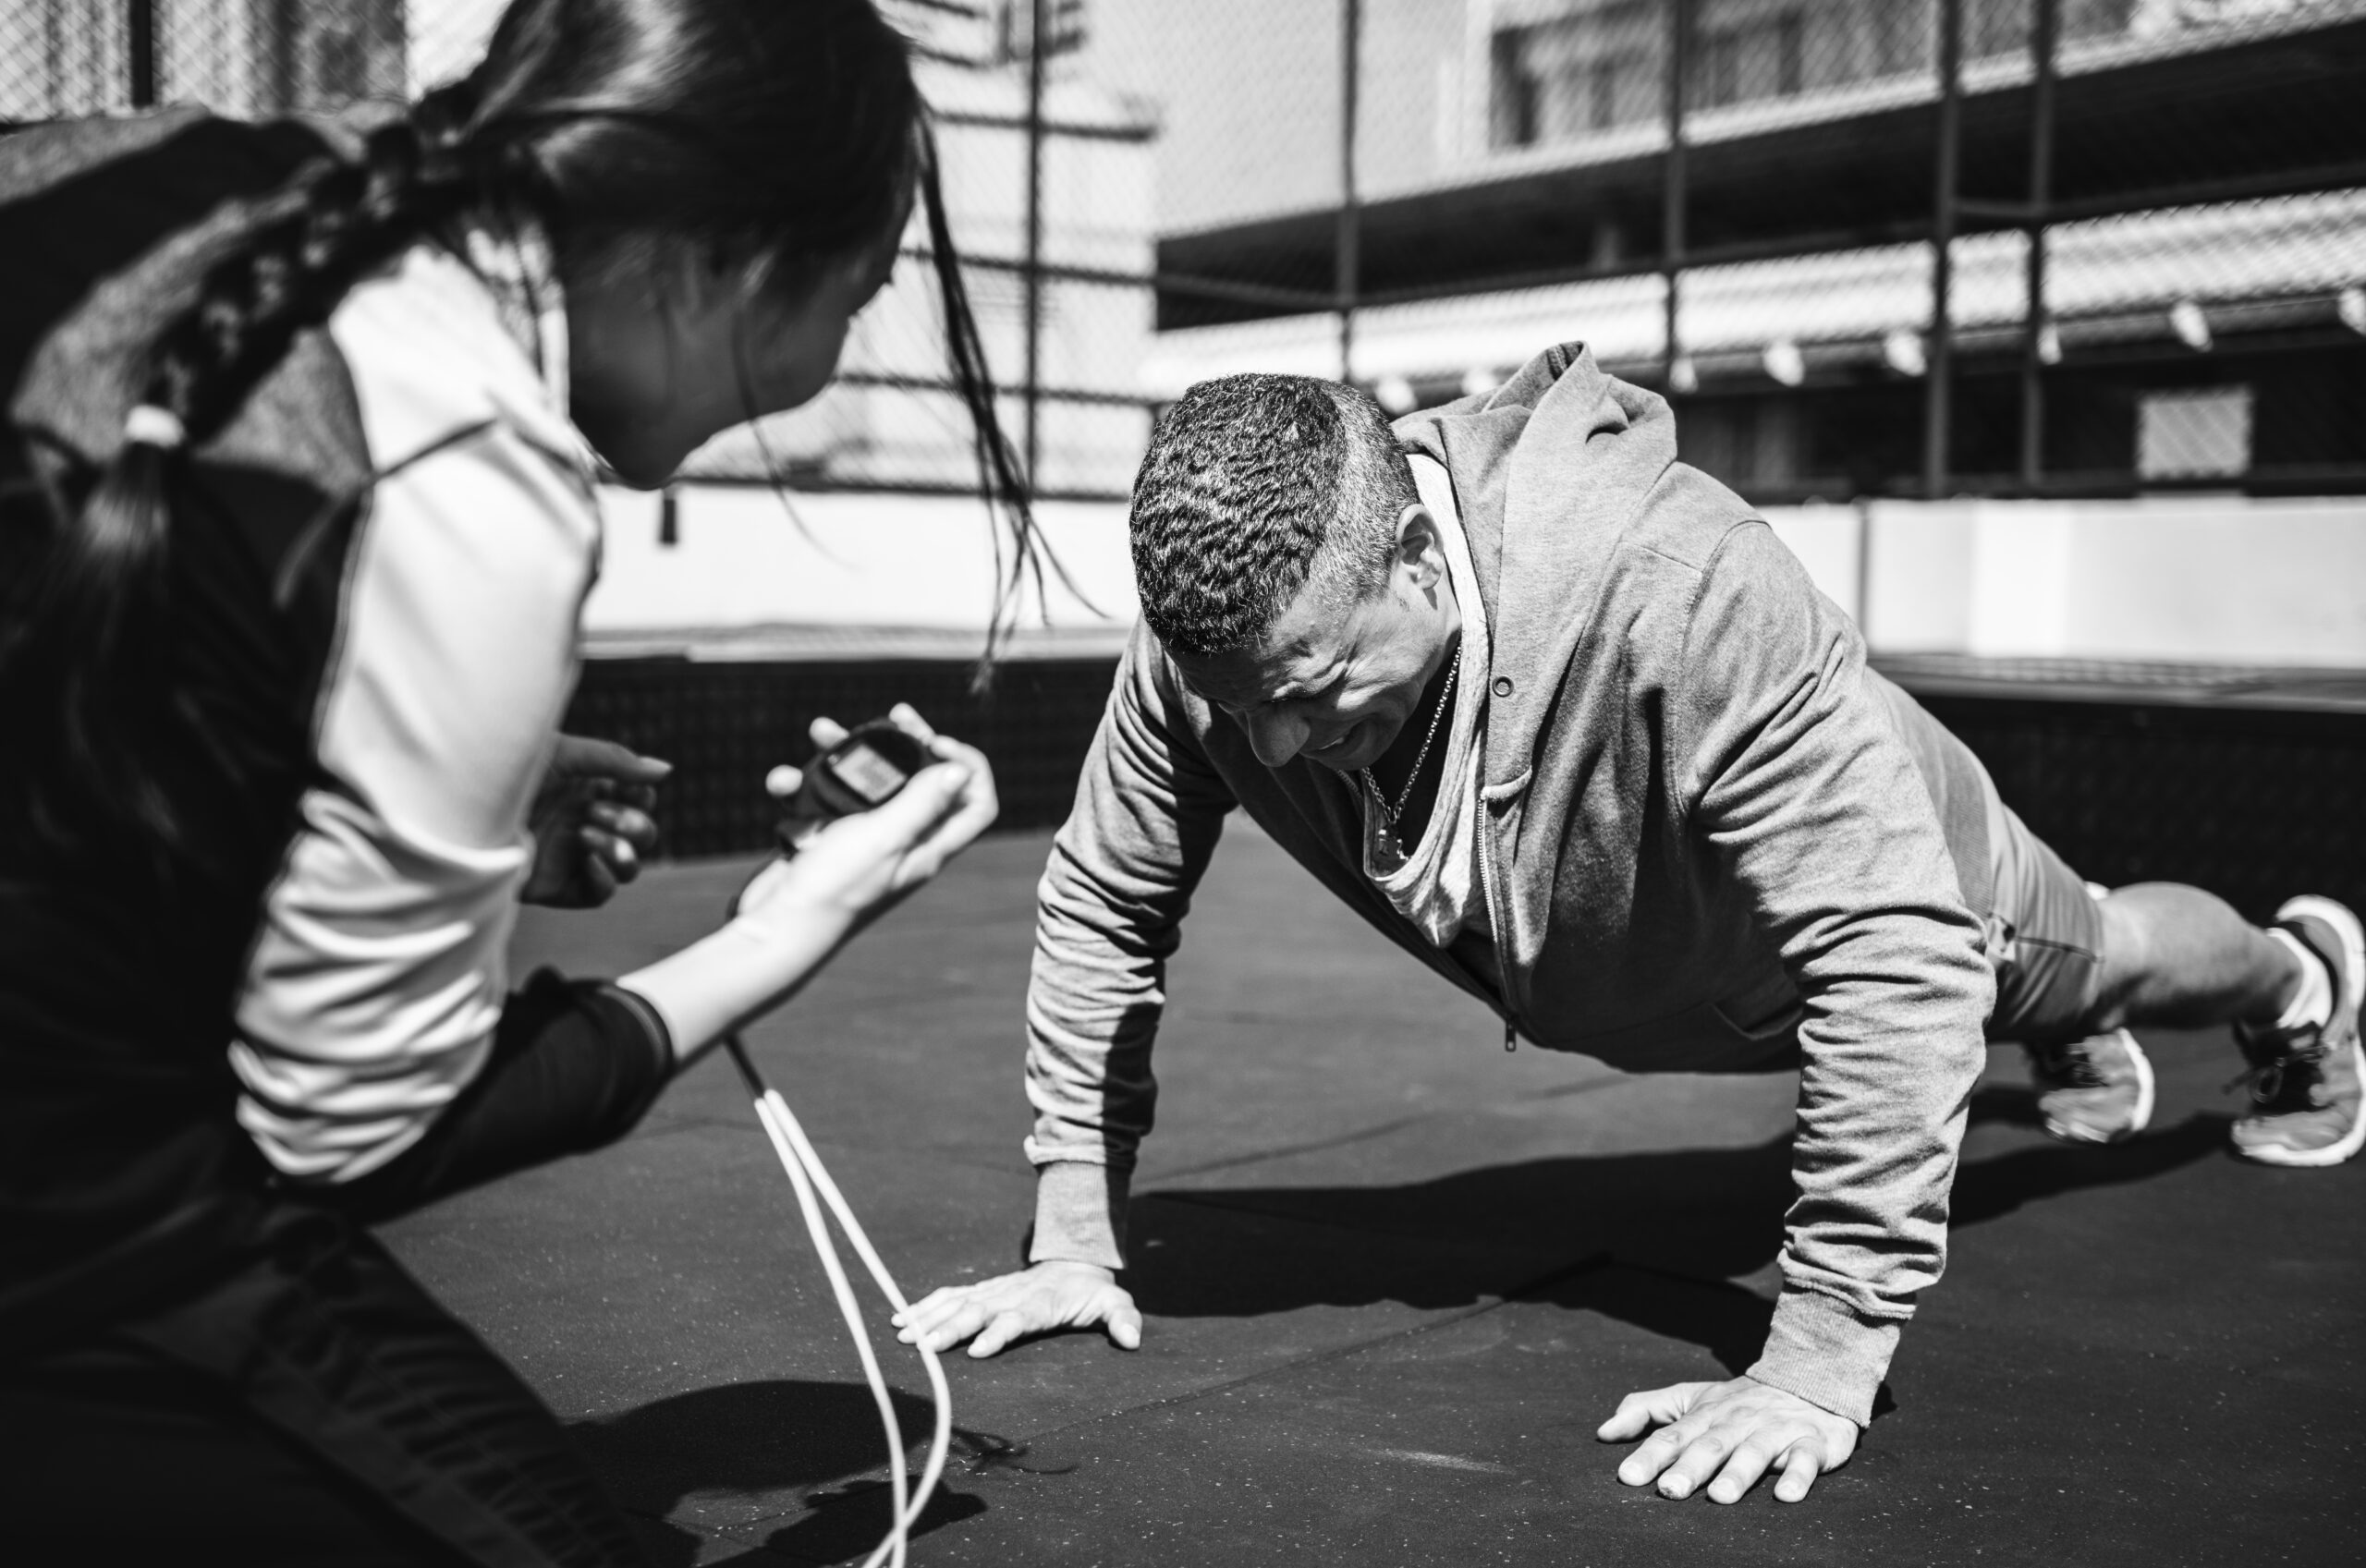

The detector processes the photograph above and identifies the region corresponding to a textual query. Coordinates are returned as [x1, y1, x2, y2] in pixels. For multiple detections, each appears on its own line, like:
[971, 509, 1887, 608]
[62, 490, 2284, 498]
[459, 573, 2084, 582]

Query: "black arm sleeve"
[328, 969, 672, 1225]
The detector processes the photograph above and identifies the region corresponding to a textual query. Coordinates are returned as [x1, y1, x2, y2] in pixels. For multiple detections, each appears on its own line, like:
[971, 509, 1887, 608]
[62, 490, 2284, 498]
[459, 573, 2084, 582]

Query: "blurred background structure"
[5, 2, 2364, 893]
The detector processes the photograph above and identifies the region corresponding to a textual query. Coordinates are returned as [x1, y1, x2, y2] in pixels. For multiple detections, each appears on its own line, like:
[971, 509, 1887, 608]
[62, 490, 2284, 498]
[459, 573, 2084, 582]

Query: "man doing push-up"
[895, 345, 2363, 1504]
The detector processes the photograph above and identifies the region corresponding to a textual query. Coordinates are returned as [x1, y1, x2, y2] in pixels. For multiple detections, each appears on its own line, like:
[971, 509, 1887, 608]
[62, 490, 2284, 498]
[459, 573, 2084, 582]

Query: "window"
[1698, 9, 1805, 109]
[1581, 50, 1655, 129]
[1488, 2, 1663, 151]
[1491, 29, 1544, 148]
[2136, 385, 2254, 481]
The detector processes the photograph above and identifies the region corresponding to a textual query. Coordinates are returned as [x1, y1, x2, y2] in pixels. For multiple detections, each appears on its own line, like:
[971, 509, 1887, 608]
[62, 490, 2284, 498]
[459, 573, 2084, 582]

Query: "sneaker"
[2230, 895, 2366, 1168]
[2027, 1027, 2155, 1144]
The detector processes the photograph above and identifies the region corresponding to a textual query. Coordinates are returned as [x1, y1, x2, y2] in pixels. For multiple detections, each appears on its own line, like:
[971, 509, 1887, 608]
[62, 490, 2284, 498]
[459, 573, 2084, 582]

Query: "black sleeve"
[327, 969, 673, 1225]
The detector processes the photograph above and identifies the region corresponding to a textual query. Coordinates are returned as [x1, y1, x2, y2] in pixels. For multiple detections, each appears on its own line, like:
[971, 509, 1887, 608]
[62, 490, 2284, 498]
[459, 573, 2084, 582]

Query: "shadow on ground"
[570, 1380, 992, 1565]
[574, 1098, 2234, 1562]
[1128, 1095, 2232, 1367]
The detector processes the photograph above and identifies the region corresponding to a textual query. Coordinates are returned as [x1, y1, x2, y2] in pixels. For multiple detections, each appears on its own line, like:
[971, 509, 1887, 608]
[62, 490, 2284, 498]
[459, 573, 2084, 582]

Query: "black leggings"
[4, 1336, 475, 1565]
[0, 974, 672, 1565]
[0, 1221, 648, 1567]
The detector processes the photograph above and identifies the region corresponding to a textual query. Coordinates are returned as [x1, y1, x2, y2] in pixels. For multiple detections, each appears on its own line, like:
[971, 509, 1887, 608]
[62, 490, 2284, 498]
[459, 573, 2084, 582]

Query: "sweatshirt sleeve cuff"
[1029, 1161, 1129, 1270]
[1746, 1289, 1900, 1428]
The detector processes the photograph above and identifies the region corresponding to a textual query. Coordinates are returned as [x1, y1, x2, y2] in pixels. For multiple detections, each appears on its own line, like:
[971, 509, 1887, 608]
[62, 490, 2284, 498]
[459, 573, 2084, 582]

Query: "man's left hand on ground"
[522, 735, 670, 908]
[1597, 1375, 1858, 1503]
[896, 1260, 1144, 1358]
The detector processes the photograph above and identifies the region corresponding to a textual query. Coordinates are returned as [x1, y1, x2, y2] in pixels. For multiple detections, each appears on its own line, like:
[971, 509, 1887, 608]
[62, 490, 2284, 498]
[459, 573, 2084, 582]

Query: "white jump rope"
[721, 1029, 952, 1568]
[716, 719, 958, 1565]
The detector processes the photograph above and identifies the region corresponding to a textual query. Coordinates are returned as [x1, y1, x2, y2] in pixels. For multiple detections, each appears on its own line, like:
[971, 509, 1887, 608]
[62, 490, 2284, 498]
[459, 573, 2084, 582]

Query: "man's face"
[1171, 506, 1457, 774]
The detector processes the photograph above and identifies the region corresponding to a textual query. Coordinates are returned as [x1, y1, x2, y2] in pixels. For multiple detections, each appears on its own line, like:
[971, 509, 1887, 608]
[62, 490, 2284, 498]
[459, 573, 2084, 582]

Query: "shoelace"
[2225, 1023, 2328, 1111]
[2033, 1039, 2109, 1089]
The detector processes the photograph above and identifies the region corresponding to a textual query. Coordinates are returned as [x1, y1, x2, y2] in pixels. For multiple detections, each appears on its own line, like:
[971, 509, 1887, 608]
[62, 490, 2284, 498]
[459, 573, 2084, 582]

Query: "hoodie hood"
[1393, 342, 1680, 795]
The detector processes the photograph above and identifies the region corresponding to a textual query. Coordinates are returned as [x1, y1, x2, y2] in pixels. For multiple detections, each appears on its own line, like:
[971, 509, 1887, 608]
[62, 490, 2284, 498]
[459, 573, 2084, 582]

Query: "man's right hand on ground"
[894, 1261, 1143, 1358]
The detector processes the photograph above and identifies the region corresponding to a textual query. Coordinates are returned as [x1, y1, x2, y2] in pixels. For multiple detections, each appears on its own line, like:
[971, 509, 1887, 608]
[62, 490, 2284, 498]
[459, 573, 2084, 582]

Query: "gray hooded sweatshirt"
[1023, 343, 1996, 1426]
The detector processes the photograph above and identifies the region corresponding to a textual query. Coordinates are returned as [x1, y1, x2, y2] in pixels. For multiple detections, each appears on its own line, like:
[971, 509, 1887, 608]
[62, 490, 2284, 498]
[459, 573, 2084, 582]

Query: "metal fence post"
[1663, 0, 1691, 395]
[1923, 0, 1963, 501]
[2020, 0, 2058, 493]
[1336, 0, 1361, 384]
[1023, 0, 1048, 484]
[128, 0, 155, 106]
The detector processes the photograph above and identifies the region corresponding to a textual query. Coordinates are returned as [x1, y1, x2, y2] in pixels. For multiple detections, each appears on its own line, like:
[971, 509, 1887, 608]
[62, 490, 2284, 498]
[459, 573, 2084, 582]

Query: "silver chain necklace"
[1360, 641, 1462, 833]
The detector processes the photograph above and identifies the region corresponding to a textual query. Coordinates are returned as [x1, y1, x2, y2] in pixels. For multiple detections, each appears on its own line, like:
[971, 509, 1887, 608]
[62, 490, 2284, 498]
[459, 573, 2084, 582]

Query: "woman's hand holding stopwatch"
[621, 705, 997, 1066]
[735, 704, 998, 935]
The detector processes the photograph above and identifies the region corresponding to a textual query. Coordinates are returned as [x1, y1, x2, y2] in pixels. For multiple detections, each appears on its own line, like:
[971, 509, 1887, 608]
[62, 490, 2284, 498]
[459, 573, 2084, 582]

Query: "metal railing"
[6, 0, 2362, 504]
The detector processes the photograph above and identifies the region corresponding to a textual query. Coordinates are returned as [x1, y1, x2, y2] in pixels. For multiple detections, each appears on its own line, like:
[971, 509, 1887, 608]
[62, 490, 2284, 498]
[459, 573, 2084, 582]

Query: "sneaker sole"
[2239, 1039, 2366, 1168]
[2035, 1028, 2154, 1143]
[2240, 896, 2366, 1169]
[2120, 1028, 2156, 1140]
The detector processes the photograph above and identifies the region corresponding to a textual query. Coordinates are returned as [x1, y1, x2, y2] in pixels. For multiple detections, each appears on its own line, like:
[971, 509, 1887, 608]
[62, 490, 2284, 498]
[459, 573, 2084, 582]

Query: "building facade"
[1120, 0, 2366, 503]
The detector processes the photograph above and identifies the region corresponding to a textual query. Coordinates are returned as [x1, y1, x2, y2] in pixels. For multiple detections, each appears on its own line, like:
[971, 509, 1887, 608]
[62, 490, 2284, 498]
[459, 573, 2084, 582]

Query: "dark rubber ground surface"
[384, 826, 2366, 1566]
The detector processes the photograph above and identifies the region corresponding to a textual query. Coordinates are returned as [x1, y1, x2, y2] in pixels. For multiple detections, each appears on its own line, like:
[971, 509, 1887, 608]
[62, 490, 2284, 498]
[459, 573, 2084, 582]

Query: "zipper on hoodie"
[1475, 796, 1518, 1050]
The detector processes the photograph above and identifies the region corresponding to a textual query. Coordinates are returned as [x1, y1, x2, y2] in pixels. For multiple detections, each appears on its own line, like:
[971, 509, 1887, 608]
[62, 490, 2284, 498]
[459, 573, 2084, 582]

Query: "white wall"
[592, 486, 2366, 670]
[586, 485, 1137, 637]
[1765, 495, 2366, 667]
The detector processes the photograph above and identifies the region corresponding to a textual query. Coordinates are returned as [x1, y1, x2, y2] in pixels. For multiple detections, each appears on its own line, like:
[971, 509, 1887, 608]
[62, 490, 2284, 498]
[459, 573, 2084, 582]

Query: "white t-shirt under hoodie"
[1357, 454, 1502, 984]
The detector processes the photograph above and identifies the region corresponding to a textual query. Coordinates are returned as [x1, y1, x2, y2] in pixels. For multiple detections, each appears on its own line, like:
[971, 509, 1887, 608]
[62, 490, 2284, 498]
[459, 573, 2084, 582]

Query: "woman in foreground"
[0, 1, 1016, 1560]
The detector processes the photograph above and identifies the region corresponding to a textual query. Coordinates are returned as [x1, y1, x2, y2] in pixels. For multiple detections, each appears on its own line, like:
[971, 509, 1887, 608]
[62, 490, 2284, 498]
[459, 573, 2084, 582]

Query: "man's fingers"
[1704, 1439, 1783, 1505]
[1597, 1393, 1658, 1443]
[1599, 1382, 1704, 1443]
[894, 1270, 1128, 1359]
[893, 1286, 962, 1325]
[1773, 1441, 1825, 1503]
[896, 1285, 983, 1335]
[1616, 1425, 1694, 1488]
[897, 1296, 988, 1351]
[1653, 1430, 1736, 1500]
[1603, 1378, 1855, 1502]
[970, 1309, 1031, 1359]
[1105, 1295, 1144, 1351]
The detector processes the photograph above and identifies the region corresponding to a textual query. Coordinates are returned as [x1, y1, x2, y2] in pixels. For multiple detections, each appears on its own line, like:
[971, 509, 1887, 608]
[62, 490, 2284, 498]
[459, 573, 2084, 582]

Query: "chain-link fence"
[6, 0, 2363, 504]
[1134, 0, 2366, 504]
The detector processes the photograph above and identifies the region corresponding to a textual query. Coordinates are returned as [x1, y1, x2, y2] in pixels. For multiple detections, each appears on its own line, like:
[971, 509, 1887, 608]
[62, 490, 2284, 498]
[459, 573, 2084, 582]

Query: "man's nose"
[1245, 707, 1310, 767]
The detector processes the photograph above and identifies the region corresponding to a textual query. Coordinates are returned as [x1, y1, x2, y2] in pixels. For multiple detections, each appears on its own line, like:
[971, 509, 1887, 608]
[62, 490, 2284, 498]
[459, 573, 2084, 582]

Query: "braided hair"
[11, 0, 1037, 876]
[23, 94, 484, 871]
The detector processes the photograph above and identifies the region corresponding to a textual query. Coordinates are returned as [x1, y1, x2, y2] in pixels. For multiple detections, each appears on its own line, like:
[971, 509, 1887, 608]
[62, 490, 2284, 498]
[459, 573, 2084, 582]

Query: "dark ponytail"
[18, 91, 484, 873]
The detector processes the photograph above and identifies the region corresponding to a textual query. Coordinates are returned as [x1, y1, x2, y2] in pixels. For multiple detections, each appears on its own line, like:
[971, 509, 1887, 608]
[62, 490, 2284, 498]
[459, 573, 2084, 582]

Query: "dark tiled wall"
[566, 657, 1123, 857]
[571, 657, 2366, 923]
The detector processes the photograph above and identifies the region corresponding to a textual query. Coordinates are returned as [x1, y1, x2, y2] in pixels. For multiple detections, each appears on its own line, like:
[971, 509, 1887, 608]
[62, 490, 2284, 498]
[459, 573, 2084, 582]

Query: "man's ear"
[1394, 502, 1445, 590]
